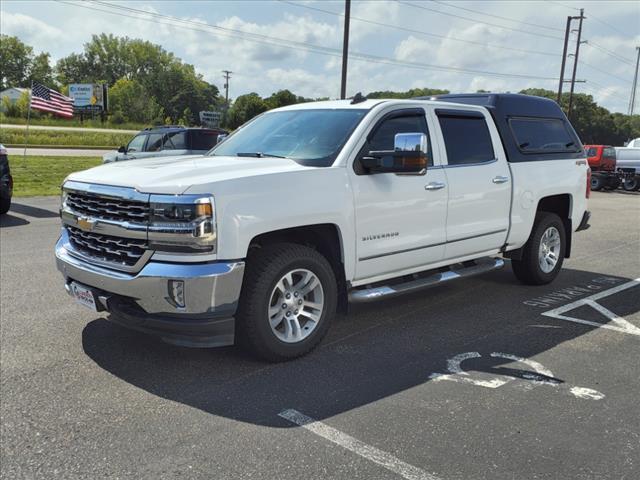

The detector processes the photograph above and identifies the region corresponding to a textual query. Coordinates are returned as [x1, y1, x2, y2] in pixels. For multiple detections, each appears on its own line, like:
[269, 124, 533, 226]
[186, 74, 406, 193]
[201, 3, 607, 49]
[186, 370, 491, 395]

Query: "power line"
[588, 14, 634, 39]
[429, 0, 564, 32]
[579, 59, 632, 84]
[545, 0, 580, 12]
[398, 1, 564, 41]
[58, 1, 561, 83]
[282, 0, 558, 58]
[586, 41, 636, 66]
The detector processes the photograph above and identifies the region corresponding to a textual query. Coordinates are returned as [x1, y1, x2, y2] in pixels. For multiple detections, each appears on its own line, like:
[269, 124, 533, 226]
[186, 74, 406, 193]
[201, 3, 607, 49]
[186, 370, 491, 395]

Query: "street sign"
[69, 84, 107, 111]
[199, 110, 222, 127]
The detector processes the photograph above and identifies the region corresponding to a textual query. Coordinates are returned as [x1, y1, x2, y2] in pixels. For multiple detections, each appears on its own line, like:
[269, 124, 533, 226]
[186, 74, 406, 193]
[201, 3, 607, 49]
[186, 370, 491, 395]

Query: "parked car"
[56, 93, 590, 361]
[0, 144, 13, 214]
[102, 126, 228, 163]
[614, 145, 640, 191]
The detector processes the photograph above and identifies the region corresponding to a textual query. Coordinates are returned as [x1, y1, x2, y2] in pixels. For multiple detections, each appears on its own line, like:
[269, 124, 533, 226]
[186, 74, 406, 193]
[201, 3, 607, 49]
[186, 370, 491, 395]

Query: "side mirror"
[216, 134, 228, 144]
[117, 146, 127, 153]
[360, 132, 428, 174]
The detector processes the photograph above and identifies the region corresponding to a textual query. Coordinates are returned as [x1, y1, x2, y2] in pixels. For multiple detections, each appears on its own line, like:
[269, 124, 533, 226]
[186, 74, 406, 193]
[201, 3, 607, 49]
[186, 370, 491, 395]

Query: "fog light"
[169, 280, 185, 308]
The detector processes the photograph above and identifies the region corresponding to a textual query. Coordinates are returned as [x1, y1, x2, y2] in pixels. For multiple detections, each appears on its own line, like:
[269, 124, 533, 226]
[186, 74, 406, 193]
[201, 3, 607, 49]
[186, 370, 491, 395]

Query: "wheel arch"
[247, 224, 348, 312]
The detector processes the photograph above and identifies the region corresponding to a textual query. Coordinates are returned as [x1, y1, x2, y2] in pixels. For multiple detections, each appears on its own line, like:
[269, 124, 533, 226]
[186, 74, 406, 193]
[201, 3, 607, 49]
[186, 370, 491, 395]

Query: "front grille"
[66, 191, 149, 223]
[67, 226, 147, 267]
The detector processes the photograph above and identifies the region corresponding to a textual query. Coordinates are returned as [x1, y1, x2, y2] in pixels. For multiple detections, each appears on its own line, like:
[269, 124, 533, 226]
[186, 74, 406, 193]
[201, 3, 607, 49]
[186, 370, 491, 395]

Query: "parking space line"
[541, 278, 640, 336]
[279, 409, 441, 480]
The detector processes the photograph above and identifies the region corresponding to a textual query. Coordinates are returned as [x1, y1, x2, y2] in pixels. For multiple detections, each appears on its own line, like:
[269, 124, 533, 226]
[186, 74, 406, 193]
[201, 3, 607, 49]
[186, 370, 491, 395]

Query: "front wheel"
[511, 212, 566, 285]
[236, 243, 337, 362]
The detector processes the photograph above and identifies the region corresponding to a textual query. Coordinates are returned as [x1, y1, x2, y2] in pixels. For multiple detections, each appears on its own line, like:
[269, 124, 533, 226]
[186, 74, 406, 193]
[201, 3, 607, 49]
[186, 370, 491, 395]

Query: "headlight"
[148, 195, 216, 253]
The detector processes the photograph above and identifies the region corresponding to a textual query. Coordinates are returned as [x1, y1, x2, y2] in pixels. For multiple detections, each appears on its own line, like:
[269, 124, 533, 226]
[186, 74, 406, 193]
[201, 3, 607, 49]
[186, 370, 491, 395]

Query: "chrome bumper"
[55, 231, 244, 317]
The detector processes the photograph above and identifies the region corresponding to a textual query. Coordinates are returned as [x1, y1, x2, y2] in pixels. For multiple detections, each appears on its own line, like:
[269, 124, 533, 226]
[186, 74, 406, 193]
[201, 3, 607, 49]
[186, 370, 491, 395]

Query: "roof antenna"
[350, 92, 366, 104]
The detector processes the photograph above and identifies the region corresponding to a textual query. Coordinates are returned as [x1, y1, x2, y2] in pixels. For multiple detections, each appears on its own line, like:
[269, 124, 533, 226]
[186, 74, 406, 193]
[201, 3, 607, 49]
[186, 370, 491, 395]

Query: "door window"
[438, 114, 495, 165]
[163, 131, 188, 150]
[145, 133, 164, 152]
[364, 113, 432, 166]
[126, 135, 147, 153]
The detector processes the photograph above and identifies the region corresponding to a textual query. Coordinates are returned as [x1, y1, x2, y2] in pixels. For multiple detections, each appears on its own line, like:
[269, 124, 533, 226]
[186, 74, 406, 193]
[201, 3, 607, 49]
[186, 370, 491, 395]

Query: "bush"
[0, 129, 133, 147]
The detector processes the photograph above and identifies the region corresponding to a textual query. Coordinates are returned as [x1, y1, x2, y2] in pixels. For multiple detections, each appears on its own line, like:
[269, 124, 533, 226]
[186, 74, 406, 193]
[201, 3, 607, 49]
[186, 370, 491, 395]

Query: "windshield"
[210, 108, 368, 167]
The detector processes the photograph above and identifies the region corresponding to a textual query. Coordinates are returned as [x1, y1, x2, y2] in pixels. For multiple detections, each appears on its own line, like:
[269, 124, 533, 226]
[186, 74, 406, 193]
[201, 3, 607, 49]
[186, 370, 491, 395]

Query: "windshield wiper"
[236, 152, 288, 159]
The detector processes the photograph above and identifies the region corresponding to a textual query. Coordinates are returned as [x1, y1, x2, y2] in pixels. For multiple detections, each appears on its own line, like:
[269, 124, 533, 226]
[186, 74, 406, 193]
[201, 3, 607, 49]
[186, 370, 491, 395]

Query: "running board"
[348, 257, 505, 303]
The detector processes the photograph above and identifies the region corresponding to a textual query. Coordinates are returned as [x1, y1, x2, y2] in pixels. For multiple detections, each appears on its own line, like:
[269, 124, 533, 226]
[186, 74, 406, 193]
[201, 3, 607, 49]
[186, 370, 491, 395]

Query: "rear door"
[431, 107, 511, 259]
[190, 130, 219, 154]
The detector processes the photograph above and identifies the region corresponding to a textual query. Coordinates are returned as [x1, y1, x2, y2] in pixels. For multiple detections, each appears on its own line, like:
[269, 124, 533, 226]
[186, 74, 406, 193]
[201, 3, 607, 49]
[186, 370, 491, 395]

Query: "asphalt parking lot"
[1, 191, 639, 480]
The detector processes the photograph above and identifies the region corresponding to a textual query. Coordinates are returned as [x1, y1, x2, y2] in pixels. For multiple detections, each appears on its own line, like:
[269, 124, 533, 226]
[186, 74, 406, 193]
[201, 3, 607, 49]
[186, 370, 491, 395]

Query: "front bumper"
[55, 232, 245, 347]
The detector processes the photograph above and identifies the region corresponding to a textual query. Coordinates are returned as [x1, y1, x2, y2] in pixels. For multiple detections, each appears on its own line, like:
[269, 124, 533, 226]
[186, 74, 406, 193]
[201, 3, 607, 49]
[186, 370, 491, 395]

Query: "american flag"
[31, 83, 74, 118]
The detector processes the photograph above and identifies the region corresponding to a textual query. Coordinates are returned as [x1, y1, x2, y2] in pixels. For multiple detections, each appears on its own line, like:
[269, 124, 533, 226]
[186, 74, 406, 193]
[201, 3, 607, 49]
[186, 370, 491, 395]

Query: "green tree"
[226, 93, 268, 129]
[366, 87, 449, 99]
[265, 89, 306, 109]
[108, 77, 163, 124]
[0, 35, 54, 89]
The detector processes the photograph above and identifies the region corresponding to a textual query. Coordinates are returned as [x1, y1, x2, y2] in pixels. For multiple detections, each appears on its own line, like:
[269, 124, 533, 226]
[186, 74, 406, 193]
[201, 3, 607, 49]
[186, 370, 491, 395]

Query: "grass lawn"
[11, 155, 102, 197]
[0, 113, 146, 131]
[0, 129, 132, 148]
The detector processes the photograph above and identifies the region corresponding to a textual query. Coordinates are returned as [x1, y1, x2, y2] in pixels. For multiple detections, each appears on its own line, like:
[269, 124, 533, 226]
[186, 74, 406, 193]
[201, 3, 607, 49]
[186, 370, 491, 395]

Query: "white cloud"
[0, 11, 63, 50]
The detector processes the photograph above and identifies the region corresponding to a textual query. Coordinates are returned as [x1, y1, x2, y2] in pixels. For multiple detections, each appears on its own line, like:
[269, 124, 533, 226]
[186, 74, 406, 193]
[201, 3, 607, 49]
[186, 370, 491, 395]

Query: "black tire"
[236, 243, 337, 362]
[511, 212, 566, 285]
[0, 196, 10, 215]
[590, 175, 604, 191]
[622, 177, 638, 191]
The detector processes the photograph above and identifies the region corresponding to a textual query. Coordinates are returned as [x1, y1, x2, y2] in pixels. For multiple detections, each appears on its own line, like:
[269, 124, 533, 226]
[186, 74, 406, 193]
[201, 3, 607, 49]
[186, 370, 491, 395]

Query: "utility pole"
[567, 8, 585, 120]
[629, 46, 640, 115]
[340, 0, 351, 99]
[557, 16, 572, 103]
[222, 70, 232, 126]
[222, 70, 232, 107]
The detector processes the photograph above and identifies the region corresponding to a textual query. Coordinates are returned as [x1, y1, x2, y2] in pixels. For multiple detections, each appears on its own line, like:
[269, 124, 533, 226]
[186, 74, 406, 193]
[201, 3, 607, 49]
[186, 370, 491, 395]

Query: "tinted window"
[163, 131, 187, 150]
[586, 147, 597, 157]
[146, 133, 163, 152]
[127, 135, 147, 153]
[603, 147, 616, 160]
[191, 130, 219, 150]
[438, 115, 494, 165]
[367, 114, 432, 166]
[212, 109, 367, 167]
[510, 117, 577, 153]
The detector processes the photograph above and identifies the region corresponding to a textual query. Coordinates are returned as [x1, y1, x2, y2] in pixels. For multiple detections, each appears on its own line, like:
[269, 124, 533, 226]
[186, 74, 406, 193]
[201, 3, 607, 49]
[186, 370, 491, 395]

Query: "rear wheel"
[590, 174, 605, 191]
[236, 243, 337, 362]
[622, 177, 639, 191]
[511, 212, 566, 285]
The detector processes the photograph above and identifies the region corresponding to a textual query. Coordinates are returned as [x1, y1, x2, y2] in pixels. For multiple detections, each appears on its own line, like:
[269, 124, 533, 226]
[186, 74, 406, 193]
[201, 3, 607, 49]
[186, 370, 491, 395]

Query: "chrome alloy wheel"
[538, 226, 561, 273]
[268, 269, 324, 343]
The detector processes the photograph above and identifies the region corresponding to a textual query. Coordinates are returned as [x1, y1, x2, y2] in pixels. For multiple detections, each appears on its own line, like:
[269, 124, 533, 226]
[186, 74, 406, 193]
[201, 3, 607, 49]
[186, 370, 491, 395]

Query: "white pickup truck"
[56, 93, 591, 361]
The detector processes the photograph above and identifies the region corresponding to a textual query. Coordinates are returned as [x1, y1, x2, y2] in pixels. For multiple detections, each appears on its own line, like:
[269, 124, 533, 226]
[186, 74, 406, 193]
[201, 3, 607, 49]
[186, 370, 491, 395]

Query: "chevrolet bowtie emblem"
[77, 217, 95, 231]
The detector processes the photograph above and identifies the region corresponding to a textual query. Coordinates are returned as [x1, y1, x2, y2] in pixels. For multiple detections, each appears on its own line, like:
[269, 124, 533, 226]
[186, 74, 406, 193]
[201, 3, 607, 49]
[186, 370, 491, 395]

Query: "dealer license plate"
[70, 282, 98, 311]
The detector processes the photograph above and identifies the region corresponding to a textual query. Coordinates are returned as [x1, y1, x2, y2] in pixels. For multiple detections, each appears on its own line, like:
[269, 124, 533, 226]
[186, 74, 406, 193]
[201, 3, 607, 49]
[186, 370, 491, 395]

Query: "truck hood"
[66, 154, 311, 194]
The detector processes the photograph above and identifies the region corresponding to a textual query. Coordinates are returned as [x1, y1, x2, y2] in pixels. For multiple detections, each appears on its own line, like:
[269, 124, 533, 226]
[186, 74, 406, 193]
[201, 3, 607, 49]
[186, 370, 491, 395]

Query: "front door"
[351, 108, 448, 282]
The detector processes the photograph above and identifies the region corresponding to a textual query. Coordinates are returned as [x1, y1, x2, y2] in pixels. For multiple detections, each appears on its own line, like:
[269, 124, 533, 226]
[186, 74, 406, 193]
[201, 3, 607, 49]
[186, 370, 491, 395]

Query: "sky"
[1, 0, 639, 113]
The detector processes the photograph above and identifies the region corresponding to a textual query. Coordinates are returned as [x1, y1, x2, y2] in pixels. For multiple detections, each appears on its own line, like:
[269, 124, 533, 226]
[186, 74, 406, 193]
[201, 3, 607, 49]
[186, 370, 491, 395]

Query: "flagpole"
[23, 81, 33, 160]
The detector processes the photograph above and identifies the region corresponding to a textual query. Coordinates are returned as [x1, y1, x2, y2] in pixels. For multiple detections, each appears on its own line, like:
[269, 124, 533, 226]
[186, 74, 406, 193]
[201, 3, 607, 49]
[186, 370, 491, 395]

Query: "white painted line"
[278, 409, 441, 480]
[542, 278, 640, 336]
[569, 387, 605, 400]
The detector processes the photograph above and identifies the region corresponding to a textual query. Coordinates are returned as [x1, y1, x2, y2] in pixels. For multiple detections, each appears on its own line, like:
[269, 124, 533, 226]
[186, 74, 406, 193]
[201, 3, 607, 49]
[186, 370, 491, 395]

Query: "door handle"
[492, 176, 510, 184]
[425, 182, 446, 191]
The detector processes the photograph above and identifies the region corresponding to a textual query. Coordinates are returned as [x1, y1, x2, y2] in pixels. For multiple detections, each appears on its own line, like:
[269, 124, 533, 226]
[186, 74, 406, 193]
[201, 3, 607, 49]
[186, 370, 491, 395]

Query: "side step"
[348, 257, 505, 303]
